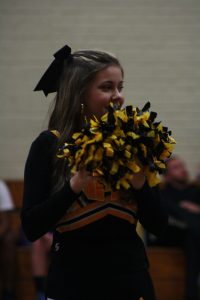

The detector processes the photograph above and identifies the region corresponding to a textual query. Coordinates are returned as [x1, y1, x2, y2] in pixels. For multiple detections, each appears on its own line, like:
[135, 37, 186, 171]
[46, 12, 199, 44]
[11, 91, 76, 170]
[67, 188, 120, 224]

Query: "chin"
[90, 108, 108, 120]
[97, 109, 107, 119]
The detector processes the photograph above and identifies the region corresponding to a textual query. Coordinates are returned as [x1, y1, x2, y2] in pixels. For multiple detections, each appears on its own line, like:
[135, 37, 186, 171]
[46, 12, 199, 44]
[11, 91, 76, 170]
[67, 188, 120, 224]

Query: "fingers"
[69, 168, 93, 194]
[78, 168, 92, 177]
[130, 171, 146, 190]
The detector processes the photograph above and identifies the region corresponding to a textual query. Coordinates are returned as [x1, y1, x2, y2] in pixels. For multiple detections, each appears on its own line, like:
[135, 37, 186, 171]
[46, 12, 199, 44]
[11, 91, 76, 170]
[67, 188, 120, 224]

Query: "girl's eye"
[101, 85, 112, 91]
[99, 84, 124, 92]
[118, 86, 124, 92]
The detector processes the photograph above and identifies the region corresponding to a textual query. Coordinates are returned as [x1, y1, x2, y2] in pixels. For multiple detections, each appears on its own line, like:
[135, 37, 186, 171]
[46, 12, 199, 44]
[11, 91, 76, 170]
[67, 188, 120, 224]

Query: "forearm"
[0, 226, 9, 237]
[134, 183, 168, 236]
[21, 181, 79, 241]
[0, 212, 10, 237]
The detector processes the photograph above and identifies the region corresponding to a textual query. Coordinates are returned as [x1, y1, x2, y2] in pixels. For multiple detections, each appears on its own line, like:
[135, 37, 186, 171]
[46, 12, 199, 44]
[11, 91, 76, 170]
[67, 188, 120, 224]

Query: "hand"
[129, 157, 146, 190]
[129, 168, 146, 190]
[0, 211, 10, 237]
[70, 168, 92, 194]
[180, 200, 200, 214]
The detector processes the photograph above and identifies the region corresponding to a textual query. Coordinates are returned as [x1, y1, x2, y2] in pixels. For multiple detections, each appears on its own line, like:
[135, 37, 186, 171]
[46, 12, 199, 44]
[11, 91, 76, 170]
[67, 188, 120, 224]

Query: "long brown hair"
[48, 50, 123, 192]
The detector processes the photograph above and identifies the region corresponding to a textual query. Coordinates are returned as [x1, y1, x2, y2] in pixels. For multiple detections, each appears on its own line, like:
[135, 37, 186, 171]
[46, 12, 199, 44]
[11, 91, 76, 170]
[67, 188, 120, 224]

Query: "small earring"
[81, 103, 88, 124]
[81, 103, 84, 114]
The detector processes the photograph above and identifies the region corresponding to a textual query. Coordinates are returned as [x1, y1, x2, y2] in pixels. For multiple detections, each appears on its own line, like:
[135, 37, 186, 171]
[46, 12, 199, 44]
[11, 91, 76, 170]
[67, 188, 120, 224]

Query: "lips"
[112, 102, 121, 110]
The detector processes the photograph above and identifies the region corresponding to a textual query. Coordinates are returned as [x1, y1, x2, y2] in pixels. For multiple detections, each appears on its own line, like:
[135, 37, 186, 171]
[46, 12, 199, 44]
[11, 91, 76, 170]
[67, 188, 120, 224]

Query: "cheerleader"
[21, 45, 168, 300]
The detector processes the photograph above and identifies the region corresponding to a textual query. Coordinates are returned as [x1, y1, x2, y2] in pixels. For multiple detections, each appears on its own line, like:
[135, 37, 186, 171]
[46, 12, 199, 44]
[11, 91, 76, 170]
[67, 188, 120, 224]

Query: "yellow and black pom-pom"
[57, 101, 176, 190]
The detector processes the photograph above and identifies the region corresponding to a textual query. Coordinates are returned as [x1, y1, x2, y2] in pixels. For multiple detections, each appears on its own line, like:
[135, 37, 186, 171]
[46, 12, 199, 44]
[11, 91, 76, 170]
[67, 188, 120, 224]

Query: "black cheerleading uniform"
[21, 130, 168, 300]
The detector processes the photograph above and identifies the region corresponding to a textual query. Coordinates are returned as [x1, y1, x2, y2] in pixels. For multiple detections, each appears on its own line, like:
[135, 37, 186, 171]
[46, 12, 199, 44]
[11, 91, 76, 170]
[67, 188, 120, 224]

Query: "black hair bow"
[34, 45, 72, 96]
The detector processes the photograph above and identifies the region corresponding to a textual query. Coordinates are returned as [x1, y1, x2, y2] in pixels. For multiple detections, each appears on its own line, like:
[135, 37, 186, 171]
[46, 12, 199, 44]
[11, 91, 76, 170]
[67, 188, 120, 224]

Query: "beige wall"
[0, 0, 200, 179]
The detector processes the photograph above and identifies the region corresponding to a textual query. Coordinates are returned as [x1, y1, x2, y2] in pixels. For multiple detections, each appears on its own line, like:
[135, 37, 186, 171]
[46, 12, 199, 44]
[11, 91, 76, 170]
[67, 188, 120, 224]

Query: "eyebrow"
[100, 80, 124, 84]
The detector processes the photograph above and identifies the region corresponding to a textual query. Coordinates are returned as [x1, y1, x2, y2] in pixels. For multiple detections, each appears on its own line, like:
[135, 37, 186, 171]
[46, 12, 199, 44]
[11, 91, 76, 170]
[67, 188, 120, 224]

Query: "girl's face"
[84, 65, 124, 119]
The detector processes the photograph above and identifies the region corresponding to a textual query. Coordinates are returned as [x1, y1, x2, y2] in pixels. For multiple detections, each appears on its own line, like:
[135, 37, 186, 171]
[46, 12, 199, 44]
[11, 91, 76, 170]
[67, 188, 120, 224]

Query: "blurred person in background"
[0, 180, 16, 300]
[18, 225, 52, 300]
[148, 156, 200, 300]
[31, 233, 53, 300]
[195, 163, 200, 184]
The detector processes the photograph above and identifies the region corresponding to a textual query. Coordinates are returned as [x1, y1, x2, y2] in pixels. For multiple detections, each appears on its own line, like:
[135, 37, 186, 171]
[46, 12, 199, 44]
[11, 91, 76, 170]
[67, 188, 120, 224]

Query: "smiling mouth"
[112, 102, 121, 110]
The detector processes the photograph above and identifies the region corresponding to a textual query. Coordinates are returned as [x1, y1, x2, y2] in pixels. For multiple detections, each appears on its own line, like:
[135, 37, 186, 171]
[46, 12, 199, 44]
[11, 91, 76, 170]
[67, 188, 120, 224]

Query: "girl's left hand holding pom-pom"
[129, 167, 146, 190]
[70, 168, 92, 194]
[129, 159, 146, 190]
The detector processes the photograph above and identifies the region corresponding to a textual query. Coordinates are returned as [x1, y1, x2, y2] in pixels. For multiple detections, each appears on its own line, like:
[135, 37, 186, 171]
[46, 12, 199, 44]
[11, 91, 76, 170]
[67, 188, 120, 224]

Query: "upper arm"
[22, 131, 55, 210]
[21, 131, 79, 241]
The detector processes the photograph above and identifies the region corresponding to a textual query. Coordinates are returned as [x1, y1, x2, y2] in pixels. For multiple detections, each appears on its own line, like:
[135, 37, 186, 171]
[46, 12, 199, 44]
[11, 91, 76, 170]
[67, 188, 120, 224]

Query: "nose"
[111, 89, 124, 106]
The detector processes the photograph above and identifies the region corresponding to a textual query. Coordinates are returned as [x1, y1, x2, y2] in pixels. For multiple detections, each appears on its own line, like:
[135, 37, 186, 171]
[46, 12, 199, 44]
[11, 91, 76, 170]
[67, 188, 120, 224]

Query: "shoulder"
[26, 130, 59, 166]
[0, 180, 10, 197]
[0, 180, 14, 211]
[30, 130, 58, 154]
[32, 130, 58, 147]
[0, 180, 7, 191]
[190, 181, 200, 189]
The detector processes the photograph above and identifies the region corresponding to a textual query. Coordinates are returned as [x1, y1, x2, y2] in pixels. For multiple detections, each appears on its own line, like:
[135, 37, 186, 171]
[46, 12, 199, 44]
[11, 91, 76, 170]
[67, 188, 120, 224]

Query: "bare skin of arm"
[0, 211, 16, 292]
[180, 201, 200, 214]
[0, 211, 10, 237]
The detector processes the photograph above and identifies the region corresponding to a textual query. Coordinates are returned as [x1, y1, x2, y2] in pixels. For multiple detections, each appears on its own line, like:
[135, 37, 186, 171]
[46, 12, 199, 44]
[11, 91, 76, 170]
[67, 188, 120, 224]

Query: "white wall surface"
[0, 0, 200, 179]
